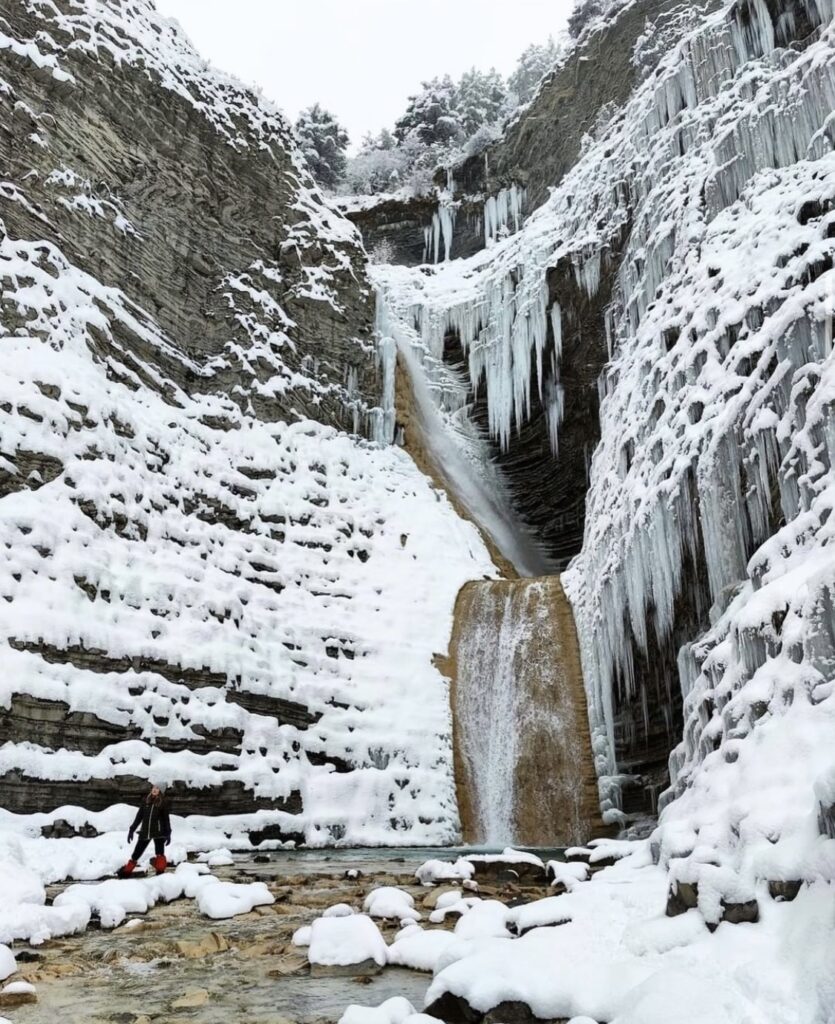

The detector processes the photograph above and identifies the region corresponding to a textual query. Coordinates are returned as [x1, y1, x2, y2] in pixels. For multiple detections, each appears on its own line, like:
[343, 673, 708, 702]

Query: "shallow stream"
[10, 848, 561, 1024]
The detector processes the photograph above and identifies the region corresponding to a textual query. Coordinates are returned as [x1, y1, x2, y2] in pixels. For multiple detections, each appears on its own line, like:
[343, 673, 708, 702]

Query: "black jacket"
[129, 798, 171, 841]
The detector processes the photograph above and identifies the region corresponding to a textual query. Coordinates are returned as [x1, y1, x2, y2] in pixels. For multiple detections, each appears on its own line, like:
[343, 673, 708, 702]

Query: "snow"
[308, 914, 388, 969]
[424, 851, 835, 1022]
[548, 861, 590, 890]
[323, 903, 355, 918]
[198, 849, 234, 867]
[386, 927, 457, 972]
[339, 997, 425, 1024]
[292, 925, 312, 947]
[362, 887, 420, 923]
[0, 948, 15, 983]
[194, 879, 274, 920]
[0, 0, 497, 861]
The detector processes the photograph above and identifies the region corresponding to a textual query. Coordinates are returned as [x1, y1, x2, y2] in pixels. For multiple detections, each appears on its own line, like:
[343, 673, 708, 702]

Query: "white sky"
[155, 0, 574, 147]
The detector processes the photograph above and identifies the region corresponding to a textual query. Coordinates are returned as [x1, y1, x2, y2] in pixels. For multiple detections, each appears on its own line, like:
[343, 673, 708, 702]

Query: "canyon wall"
[0, 0, 497, 845]
[375, 0, 835, 909]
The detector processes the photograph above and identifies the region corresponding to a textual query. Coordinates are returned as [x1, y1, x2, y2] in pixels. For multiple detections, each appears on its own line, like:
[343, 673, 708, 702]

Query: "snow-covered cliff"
[0, 0, 496, 849]
[376, 0, 835, 904]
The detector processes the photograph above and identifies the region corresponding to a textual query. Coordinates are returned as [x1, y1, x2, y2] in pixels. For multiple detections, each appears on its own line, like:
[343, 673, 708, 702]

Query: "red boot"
[152, 855, 168, 876]
[117, 859, 137, 879]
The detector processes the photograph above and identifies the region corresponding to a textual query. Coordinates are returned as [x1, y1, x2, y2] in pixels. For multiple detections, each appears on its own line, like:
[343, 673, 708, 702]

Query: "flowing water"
[10, 849, 562, 1024]
[449, 577, 603, 847]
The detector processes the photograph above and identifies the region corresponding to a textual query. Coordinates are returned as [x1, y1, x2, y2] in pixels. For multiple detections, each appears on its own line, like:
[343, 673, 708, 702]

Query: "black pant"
[131, 837, 166, 861]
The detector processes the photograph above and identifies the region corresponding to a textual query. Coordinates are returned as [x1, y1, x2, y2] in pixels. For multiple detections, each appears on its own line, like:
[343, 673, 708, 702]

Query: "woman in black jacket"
[118, 785, 172, 877]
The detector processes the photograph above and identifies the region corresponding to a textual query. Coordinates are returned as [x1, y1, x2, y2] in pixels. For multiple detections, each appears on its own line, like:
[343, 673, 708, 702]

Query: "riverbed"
[8, 848, 560, 1024]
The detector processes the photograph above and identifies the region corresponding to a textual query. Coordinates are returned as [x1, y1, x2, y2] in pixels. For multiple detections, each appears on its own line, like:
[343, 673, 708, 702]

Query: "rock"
[469, 860, 547, 886]
[171, 988, 210, 1009]
[720, 899, 760, 926]
[666, 881, 699, 917]
[0, 981, 37, 1008]
[484, 1004, 564, 1024]
[768, 880, 803, 902]
[424, 991, 482, 1023]
[175, 932, 229, 958]
[309, 957, 382, 978]
[422, 886, 462, 909]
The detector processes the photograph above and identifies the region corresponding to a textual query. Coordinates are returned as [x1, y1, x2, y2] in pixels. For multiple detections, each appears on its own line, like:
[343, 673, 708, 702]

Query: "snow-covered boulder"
[363, 887, 421, 923]
[308, 914, 388, 976]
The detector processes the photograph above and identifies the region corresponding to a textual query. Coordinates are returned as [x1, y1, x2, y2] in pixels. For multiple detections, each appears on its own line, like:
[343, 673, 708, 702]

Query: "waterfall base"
[443, 577, 604, 848]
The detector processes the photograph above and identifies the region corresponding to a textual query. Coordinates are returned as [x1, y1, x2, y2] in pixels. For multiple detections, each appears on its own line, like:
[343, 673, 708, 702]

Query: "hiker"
[118, 785, 172, 878]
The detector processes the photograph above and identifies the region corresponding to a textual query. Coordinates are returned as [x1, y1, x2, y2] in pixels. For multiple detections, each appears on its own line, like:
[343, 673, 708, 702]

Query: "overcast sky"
[155, 0, 574, 147]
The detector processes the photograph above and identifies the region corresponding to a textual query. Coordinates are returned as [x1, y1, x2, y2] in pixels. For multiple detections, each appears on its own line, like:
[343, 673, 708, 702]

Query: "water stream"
[449, 577, 602, 848]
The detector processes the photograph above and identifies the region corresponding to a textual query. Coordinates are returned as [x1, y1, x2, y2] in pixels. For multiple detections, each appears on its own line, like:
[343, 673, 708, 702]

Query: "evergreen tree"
[508, 37, 562, 104]
[568, 0, 605, 38]
[294, 103, 350, 190]
[457, 67, 508, 136]
[394, 75, 462, 147]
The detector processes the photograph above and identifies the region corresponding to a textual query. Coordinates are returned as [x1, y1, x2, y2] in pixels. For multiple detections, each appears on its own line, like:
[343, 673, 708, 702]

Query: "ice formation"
[376, 0, 835, 900]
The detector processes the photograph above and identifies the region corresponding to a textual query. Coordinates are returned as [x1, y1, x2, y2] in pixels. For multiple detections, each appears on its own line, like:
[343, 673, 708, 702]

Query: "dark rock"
[666, 881, 699, 917]
[41, 819, 101, 839]
[425, 992, 483, 1023]
[768, 880, 802, 902]
[225, 689, 319, 730]
[720, 899, 760, 926]
[470, 859, 547, 886]
[309, 958, 381, 978]
[0, 770, 301, 818]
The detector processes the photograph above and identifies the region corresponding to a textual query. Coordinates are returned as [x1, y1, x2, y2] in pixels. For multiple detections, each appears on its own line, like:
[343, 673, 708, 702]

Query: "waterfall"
[447, 577, 603, 847]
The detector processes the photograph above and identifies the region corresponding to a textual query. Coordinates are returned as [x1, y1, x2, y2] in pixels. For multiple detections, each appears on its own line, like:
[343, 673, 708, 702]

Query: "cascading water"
[448, 577, 603, 847]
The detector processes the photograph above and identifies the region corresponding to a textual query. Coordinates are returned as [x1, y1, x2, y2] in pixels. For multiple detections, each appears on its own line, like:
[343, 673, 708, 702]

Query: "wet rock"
[175, 931, 229, 958]
[0, 981, 38, 1008]
[469, 860, 547, 886]
[309, 958, 382, 979]
[171, 988, 210, 1009]
[768, 880, 803, 902]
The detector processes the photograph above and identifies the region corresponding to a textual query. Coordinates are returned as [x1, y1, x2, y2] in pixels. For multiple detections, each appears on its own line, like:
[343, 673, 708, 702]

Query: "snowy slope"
[0, 0, 496, 850]
[377, 0, 835, 898]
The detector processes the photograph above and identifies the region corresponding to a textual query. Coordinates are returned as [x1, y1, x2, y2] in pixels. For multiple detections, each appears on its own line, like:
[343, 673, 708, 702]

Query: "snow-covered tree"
[294, 103, 350, 190]
[568, 0, 605, 38]
[508, 37, 562, 104]
[457, 67, 508, 136]
[394, 75, 462, 148]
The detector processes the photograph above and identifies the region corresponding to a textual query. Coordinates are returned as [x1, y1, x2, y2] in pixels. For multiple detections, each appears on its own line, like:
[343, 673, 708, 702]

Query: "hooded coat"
[129, 794, 171, 842]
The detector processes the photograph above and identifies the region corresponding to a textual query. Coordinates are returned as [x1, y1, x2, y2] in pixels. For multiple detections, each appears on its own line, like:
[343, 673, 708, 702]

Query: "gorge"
[1, 0, 835, 1021]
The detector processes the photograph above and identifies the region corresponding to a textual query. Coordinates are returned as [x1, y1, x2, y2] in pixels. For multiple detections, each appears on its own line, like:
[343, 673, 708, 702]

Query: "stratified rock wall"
[0, 0, 497, 845]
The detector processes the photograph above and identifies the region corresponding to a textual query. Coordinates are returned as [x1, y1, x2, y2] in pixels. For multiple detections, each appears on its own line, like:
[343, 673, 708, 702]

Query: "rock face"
[376, 0, 835, 851]
[443, 577, 604, 847]
[0, 0, 497, 844]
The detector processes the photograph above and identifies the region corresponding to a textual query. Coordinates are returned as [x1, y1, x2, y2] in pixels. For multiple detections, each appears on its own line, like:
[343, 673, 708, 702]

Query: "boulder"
[768, 880, 802, 902]
[666, 881, 699, 917]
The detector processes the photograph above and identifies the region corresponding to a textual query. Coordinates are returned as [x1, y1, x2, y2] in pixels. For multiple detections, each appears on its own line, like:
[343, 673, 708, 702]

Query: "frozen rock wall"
[377, 0, 835, 904]
[0, 0, 497, 846]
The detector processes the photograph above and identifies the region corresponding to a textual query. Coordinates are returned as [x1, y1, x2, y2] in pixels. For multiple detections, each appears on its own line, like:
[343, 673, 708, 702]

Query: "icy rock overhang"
[0, 0, 497, 846]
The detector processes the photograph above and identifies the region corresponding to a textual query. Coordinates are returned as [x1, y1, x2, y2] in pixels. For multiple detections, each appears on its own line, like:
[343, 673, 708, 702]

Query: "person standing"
[118, 785, 172, 877]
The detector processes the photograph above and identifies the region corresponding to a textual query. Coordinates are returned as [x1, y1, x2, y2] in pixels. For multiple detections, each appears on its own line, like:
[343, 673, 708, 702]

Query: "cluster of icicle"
[377, 0, 835, 845]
